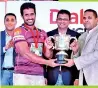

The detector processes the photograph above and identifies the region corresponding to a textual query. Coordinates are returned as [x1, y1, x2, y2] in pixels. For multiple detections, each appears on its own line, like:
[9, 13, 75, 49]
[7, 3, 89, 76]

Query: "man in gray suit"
[62, 9, 98, 85]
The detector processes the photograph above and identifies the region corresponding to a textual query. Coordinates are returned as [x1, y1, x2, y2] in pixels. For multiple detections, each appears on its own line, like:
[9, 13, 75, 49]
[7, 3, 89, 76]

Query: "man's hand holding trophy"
[49, 34, 77, 65]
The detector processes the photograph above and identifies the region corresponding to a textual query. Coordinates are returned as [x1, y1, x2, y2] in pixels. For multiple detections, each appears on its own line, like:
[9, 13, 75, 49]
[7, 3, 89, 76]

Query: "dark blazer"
[46, 28, 80, 85]
[0, 31, 16, 71]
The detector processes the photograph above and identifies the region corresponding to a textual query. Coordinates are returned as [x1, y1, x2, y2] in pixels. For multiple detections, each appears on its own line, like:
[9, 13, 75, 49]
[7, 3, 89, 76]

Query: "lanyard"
[24, 24, 39, 48]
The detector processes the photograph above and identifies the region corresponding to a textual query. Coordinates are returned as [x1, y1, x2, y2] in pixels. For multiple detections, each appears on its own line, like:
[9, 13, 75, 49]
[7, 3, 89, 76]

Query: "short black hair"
[57, 9, 71, 20]
[84, 9, 98, 18]
[20, 2, 36, 16]
[4, 13, 16, 20]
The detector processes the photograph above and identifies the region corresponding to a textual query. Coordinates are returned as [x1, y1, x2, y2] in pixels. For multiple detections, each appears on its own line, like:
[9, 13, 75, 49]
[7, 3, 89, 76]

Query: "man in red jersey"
[13, 2, 59, 85]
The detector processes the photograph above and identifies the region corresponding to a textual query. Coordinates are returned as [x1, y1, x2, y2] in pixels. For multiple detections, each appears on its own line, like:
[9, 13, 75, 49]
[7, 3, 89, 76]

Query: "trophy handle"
[69, 37, 77, 50]
[49, 36, 55, 49]
[70, 37, 77, 43]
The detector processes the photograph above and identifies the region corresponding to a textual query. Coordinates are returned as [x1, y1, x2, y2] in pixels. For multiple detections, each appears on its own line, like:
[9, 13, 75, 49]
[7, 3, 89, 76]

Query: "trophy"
[50, 34, 76, 64]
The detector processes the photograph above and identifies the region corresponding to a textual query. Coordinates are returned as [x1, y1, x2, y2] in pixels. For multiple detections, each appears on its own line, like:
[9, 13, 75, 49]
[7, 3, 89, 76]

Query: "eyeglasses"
[57, 18, 69, 21]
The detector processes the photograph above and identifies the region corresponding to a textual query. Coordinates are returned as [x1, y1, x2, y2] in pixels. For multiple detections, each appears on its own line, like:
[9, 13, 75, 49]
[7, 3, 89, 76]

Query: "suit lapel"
[1, 31, 6, 53]
[55, 28, 59, 34]
[1, 31, 6, 67]
[66, 28, 71, 35]
[83, 25, 98, 50]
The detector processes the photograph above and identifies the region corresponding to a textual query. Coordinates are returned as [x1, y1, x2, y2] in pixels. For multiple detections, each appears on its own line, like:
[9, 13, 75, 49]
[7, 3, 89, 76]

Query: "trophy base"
[55, 51, 68, 64]
[55, 60, 68, 64]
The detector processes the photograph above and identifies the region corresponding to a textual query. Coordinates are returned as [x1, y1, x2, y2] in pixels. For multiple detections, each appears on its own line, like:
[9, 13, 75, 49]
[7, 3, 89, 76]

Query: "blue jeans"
[55, 70, 71, 85]
[1, 70, 13, 85]
[47, 66, 71, 85]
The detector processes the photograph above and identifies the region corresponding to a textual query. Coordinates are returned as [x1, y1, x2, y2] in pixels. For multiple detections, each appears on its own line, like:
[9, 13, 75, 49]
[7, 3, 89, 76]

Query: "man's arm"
[62, 34, 98, 70]
[15, 41, 58, 67]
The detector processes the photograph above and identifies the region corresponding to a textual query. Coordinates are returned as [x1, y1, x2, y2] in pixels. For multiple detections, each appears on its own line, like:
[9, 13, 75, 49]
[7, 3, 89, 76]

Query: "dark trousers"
[47, 67, 71, 85]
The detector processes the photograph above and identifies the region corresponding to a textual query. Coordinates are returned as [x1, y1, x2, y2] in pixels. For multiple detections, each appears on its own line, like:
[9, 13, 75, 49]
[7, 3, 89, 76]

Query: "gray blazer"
[74, 25, 98, 85]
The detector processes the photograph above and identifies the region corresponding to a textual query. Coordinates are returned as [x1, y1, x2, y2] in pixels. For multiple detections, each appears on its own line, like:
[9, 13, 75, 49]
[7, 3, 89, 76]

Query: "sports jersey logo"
[14, 28, 21, 36]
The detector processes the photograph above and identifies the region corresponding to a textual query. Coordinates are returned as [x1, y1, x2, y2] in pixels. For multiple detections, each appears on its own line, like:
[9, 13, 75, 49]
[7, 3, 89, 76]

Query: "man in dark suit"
[46, 9, 80, 85]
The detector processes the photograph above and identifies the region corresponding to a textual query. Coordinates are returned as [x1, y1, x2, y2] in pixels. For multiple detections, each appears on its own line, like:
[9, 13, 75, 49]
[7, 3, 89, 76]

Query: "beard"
[25, 21, 35, 26]
[24, 19, 35, 26]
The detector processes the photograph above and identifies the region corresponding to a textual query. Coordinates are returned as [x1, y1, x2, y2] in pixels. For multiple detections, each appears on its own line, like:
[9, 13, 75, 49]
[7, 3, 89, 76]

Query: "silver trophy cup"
[50, 34, 76, 64]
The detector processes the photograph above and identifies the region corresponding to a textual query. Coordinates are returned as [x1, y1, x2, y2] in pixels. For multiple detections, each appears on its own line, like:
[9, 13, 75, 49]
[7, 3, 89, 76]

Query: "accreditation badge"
[30, 43, 43, 56]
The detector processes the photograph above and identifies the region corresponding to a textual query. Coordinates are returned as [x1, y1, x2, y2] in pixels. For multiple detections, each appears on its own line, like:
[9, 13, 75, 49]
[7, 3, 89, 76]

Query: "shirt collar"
[88, 25, 98, 35]
[5, 30, 11, 37]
